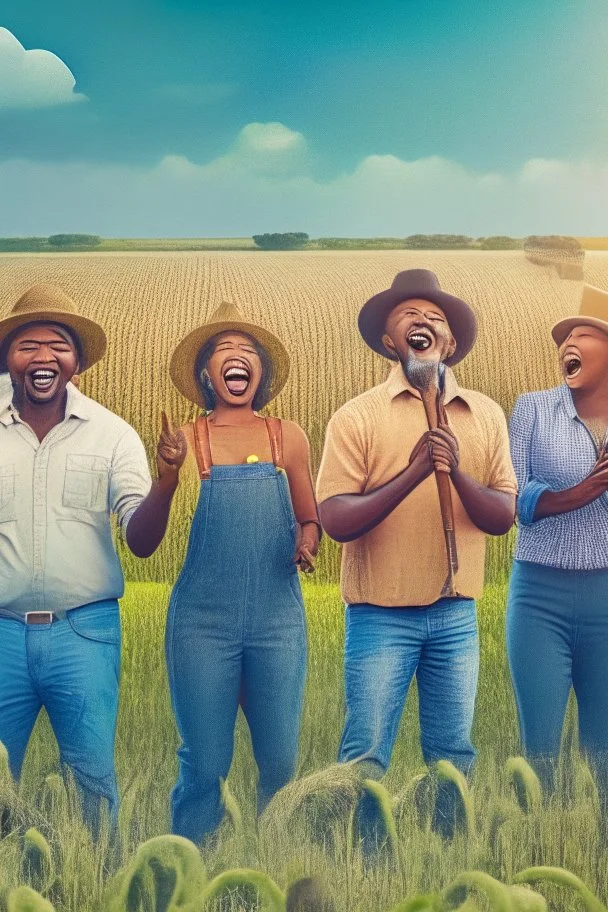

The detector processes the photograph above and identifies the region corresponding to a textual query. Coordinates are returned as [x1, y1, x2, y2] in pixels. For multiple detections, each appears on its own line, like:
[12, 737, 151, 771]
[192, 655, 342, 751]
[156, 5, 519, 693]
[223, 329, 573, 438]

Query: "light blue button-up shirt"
[509, 384, 608, 569]
[0, 380, 152, 614]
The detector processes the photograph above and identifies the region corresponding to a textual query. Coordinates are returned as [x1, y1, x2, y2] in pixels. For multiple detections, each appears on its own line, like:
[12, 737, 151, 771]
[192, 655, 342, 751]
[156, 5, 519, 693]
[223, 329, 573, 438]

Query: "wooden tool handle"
[420, 385, 459, 594]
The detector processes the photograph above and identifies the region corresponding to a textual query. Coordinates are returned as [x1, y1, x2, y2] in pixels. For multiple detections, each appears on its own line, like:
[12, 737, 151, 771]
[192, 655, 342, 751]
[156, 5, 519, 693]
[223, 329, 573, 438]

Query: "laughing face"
[381, 298, 456, 365]
[559, 324, 608, 391]
[203, 331, 263, 408]
[6, 322, 79, 406]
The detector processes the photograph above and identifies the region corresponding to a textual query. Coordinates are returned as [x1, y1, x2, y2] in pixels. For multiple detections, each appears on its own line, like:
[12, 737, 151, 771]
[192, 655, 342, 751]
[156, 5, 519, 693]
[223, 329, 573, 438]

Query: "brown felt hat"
[552, 284, 608, 347]
[358, 269, 478, 366]
[0, 284, 107, 371]
[170, 301, 290, 408]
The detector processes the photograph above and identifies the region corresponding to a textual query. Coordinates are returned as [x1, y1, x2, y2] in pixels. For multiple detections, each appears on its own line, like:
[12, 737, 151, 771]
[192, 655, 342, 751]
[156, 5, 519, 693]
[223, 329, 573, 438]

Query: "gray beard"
[399, 350, 445, 393]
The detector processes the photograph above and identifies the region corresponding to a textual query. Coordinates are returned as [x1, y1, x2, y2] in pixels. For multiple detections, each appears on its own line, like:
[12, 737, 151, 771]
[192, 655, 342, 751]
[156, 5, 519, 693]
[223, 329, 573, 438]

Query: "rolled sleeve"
[110, 427, 152, 533]
[517, 478, 550, 525]
[316, 409, 368, 503]
[509, 394, 547, 524]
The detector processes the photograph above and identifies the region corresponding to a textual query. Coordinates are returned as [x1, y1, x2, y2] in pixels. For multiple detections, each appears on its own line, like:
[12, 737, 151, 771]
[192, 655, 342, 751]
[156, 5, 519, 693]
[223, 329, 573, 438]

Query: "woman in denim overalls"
[161, 302, 320, 844]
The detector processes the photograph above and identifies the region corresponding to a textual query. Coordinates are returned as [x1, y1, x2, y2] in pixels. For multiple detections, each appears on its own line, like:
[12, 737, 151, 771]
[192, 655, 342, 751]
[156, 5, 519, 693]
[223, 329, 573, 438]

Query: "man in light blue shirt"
[0, 284, 152, 834]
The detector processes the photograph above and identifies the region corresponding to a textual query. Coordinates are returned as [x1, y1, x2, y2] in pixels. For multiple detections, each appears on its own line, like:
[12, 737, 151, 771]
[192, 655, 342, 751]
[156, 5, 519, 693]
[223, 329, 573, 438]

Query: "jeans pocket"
[288, 570, 306, 621]
[0, 464, 16, 522]
[63, 454, 109, 512]
[67, 601, 121, 645]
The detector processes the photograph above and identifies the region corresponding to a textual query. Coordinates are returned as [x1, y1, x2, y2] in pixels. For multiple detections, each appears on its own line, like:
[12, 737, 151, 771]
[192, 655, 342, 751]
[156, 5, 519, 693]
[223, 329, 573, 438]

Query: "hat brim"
[0, 310, 107, 372]
[552, 316, 608, 348]
[358, 286, 478, 366]
[170, 319, 290, 408]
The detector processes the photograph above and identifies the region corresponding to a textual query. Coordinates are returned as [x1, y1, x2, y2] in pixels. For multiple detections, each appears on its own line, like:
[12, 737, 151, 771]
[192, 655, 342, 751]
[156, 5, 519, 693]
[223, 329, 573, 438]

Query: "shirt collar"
[558, 383, 579, 421]
[383, 361, 473, 407]
[0, 380, 91, 427]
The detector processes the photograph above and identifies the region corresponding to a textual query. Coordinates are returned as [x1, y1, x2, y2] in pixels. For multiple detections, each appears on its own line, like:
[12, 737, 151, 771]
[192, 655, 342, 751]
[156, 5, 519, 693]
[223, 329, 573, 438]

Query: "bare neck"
[13, 392, 68, 443]
[570, 383, 608, 421]
[207, 402, 262, 427]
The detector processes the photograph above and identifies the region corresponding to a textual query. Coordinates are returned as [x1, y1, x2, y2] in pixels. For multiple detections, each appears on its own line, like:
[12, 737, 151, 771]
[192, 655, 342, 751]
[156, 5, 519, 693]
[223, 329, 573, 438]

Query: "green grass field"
[1, 579, 606, 911]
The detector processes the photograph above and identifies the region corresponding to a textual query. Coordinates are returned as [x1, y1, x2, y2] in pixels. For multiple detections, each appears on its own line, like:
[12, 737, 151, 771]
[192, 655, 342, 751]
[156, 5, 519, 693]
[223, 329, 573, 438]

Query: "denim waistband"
[0, 598, 119, 624]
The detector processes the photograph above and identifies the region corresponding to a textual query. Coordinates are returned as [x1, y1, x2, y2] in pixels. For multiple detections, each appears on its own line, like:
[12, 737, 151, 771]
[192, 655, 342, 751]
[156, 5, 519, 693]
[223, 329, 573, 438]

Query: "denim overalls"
[166, 415, 307, 843]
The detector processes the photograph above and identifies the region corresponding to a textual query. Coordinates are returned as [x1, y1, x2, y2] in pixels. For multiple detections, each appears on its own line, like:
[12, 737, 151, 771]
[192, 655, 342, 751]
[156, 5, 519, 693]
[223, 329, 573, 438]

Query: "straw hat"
[0, 284, 107, 371]
[358, 269, 478, 366]
[552, 284, 608, 347]
[170, 301, 290, 408]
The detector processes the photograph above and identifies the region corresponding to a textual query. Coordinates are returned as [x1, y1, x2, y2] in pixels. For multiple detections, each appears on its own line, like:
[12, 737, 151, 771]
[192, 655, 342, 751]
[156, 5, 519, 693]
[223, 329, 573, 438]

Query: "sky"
[1, 0, 607, 237]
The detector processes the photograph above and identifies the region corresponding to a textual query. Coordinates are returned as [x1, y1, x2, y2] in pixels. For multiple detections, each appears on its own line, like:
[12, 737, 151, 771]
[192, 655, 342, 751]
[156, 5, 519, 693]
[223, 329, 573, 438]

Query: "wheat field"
[1, 249, 607, 582]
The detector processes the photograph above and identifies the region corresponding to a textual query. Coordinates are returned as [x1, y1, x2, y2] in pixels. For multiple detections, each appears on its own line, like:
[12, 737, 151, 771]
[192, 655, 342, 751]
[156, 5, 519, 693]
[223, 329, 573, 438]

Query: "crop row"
[1, 738, 606, 912]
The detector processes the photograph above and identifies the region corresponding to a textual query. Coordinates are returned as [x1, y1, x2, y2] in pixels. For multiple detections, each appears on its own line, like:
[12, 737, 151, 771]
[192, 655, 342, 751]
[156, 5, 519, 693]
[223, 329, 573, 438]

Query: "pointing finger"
[161, 410, 174, 437]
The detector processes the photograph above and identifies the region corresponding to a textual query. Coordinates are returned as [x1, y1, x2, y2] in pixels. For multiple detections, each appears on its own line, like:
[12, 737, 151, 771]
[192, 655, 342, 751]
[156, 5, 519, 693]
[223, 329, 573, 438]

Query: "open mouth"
[406, 327, 434, 352]
[223, 360, 251, 396]
[27, 369, 59, 393]
[564, 354, 582, 379]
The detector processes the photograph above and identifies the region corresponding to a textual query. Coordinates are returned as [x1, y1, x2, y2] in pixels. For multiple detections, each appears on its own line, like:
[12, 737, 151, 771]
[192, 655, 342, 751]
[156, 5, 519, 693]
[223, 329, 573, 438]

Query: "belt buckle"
[25, 611, 54, 625]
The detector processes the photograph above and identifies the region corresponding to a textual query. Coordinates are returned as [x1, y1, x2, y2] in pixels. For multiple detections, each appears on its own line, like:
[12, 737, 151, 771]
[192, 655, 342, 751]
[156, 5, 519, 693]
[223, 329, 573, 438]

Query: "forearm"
[534, 479, 605, 520]
[126, 475, 179, 557]
[319, 461, 428, 542]
[451, 468, 515, 535]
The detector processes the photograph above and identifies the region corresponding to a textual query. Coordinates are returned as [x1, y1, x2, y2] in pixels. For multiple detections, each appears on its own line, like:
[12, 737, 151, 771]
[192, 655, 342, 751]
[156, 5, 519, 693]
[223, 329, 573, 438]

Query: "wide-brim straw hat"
[358, 268, 478, 366]
[170, 301, 290, 408]
[0, 284, 107, 371]
[552, 284, 608, 347]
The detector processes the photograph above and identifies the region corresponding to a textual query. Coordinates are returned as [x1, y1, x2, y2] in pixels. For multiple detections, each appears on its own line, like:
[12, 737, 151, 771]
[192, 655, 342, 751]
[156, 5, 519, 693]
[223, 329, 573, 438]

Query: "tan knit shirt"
[316, 363, 517, 607]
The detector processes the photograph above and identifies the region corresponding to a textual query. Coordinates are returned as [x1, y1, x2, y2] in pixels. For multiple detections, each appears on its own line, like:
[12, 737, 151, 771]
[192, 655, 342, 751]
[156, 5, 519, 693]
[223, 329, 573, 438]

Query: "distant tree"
[48, 234, 102, 248]
[0, 237, 48, 252]
[252, 232, 309, 250]
[404, 234, 474, 249]
[477, 236, 523, 250]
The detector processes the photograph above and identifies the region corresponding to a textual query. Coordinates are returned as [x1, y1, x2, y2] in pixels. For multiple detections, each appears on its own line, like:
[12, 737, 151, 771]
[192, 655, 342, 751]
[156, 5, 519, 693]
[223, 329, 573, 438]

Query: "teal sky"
[1, 0, 607, 235]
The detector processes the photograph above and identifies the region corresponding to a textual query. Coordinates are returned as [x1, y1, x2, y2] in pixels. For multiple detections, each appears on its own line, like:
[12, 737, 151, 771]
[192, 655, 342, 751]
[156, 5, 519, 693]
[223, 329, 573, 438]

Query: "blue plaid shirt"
[510, 385, 608, 569]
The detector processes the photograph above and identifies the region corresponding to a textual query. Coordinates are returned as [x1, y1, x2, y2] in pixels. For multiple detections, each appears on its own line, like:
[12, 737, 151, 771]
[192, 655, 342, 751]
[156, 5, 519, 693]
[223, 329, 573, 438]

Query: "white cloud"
[1, 121, 608, 236]
[0, 27, 87, 110]
[202, 122, 310, 177]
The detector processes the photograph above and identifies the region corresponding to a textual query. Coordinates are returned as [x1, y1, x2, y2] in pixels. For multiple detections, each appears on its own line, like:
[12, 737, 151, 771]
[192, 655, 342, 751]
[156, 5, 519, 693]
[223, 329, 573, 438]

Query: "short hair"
[194, 332, 274, 411]
[0, 321, 83, 372]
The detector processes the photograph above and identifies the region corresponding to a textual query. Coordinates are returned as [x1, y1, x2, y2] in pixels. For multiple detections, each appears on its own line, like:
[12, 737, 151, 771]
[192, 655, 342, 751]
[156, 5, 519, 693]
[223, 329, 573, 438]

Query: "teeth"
[224, 367, 249, 379]
[32, 370, 56, 379]
[408, 333, 432, 350]
[566, 357, 581, 376]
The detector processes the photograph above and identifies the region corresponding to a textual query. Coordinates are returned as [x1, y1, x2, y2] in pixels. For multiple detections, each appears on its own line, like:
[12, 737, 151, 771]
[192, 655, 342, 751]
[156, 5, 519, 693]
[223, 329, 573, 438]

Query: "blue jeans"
[339, 599, 478, 839]
[166, 462, 307, 844]
[0, 600, 121, 833]
[507, 559, 608, 801]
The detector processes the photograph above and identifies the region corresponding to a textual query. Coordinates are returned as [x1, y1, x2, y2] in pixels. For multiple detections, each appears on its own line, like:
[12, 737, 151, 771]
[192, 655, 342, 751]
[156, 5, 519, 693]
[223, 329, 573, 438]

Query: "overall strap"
[193, 416, 212, 480]
[264, 416, 284, 469]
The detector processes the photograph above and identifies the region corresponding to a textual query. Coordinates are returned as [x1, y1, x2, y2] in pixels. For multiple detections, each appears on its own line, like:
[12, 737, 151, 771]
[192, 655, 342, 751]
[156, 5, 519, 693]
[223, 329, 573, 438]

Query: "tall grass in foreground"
[1, 580, 606, 911]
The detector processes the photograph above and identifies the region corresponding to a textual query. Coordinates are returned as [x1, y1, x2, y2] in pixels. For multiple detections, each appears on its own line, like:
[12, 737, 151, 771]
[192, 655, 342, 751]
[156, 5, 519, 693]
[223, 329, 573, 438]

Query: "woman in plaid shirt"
[508, 284, 608, 824]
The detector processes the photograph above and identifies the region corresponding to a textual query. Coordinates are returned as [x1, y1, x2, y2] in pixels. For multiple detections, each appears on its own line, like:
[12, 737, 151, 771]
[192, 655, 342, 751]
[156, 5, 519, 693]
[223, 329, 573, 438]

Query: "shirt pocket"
[63, 454, 109, 513]
[0, 464, 16, 522]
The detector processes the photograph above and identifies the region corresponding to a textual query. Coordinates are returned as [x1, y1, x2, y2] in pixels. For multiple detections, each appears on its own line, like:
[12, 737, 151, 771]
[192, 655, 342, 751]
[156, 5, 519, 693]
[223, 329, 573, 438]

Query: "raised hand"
[583, 448, 608, 492]
[157, 411, 188, 480]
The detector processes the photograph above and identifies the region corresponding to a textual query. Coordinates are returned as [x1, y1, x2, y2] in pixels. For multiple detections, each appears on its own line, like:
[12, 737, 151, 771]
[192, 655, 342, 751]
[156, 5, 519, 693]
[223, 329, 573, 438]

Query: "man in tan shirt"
[317, 269, 516, 839]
